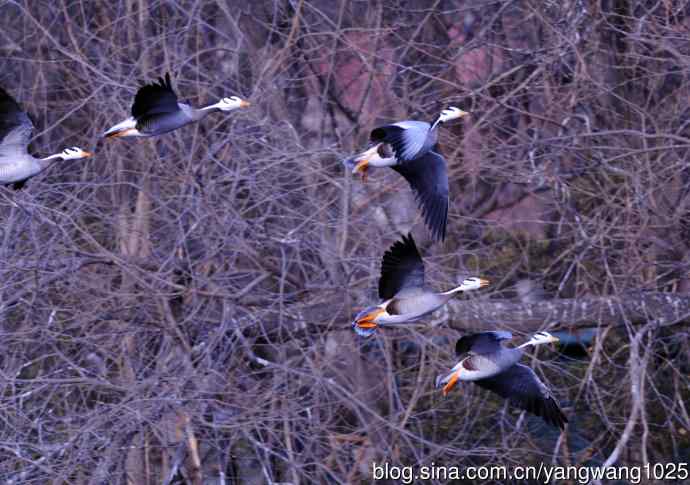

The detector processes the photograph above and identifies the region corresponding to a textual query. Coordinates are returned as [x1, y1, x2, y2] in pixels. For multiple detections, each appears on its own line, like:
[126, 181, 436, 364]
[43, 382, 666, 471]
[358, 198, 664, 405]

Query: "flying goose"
[0, 87, 92, 190]
[343, 107, 468, 241]
[103, 73, 250, 138]
[352, 233, 489, 337]
[436, 331, 567, 429]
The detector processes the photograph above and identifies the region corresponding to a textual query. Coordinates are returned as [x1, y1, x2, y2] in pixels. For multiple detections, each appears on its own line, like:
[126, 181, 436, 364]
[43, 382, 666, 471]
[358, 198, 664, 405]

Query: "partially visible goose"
[0, 87, 91, 190]
[352, 233, 489, 337]
[343, 106, 468, 241]
[436, 331, 567, 429]
[103, 73, 250, 138]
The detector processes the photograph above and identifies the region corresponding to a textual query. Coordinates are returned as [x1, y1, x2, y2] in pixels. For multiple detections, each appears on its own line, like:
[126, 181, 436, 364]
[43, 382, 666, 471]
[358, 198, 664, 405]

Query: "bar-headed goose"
[103, 73, 250, 138]
[436, 331, 567, 429]
[352, 233, 489, 337]
[0, 87, 91, 190]
[343, 107, 468, 241]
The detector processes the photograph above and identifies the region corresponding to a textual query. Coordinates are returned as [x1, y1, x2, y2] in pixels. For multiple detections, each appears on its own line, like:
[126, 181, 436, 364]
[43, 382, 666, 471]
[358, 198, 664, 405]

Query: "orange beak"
[442, 371, 460, 396]
[240, 100, 251, 108]
[352, 157, 369, 182]
[82, 151, 93, 158]
[354, 307, 384, 330]
[479, 278, 490, 288]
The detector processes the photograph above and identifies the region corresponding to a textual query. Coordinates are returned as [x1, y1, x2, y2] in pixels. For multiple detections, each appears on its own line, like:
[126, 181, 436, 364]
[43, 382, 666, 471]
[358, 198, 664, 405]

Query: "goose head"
[438, 106, 469, 123]
[458, 277, 490, 291]
[215, 96, 251, 111]
[60, 147, 92, 160]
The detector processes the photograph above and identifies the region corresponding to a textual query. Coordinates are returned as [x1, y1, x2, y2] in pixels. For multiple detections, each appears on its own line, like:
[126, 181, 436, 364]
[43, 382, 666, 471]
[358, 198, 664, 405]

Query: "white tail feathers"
[102, 117, 137, 138]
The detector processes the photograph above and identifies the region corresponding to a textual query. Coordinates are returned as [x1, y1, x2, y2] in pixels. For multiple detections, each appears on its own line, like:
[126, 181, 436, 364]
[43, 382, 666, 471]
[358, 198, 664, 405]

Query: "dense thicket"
[1, 1, 688, 483]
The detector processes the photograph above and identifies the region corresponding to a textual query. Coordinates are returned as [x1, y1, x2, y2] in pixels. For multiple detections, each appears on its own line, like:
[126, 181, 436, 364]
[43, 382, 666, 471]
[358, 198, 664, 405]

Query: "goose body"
[352, 233, 489, 336]
[343, 107, 468, 241]
[0, 87, 91, 190]
[103, 73, 250, 138]
[437, 331, 567, 429]
[370, 119, 439, 162]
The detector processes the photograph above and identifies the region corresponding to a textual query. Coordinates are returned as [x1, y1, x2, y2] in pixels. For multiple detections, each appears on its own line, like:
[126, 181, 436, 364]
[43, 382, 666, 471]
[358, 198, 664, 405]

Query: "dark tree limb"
[445, 292, 690, 333]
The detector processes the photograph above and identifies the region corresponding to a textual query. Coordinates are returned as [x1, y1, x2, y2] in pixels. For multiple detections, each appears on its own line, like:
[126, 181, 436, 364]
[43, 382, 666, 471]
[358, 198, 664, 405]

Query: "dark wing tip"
[393, 151, 449, 242]
[161, 72, 173, 91]
[0, 86, 20, 109]
[540, 396, 568, 430]
[522, 389, 567, 430]
[378, 233, 425, 300]
[422, 190, 448, 241]
[454, 336, 469, 356]
[382, 233, 420, 266]
[370, 127, 387, 142]
[455, 332, 511, 356]
[132, 72, 179, 118]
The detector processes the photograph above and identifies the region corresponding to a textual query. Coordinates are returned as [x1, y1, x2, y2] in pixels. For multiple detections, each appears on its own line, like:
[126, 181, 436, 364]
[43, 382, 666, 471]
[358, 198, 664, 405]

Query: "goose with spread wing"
[343, 107, 468, 241]
[0, 87, 91, 190]
[352, 233, 489, 337]
[103, 73, 250, 138]
[436, 331, 567, 429]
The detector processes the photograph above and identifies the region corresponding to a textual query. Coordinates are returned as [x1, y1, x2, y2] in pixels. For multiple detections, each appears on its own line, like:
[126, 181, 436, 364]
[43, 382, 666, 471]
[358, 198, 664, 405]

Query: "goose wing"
[455, 331, 513, 356]
[474, 363, 567, 429]
[392, 150, 449, 241]
[131, 73, 180, 119]
[0, 86, 34, 155]
[379, 233, 425, 300]
[370, 120, 430, 161]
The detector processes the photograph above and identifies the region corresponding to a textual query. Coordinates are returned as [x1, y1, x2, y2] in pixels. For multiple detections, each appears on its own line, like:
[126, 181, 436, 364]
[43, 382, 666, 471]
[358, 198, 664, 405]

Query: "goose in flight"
[343, 107, 468, 241]
[103, 73, 250, 138]
[352, 233, 489, 337]
[436, 331, 567, 429]
[0, 87, 91, 190]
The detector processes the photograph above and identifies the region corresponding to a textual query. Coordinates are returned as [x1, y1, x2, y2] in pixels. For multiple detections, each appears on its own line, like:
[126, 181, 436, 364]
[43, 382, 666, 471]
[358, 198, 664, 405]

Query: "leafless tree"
[1, 1, 688, 484]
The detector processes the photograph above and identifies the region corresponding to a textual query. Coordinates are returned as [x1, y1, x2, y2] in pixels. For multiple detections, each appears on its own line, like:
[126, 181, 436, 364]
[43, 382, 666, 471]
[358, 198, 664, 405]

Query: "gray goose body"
[370, 119, 440, 162]
[129, 76, 198, 136]
[0, 87, 90, 189]
[352, 233, 489, 336]
[103, 73, 249, 138]
[437, 331, 567, 430]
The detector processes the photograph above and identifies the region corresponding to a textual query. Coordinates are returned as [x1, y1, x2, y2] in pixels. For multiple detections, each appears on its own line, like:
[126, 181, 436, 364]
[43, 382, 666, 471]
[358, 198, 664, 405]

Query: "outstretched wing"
[455, 331, 513, 356]
[392, 150, 449, 241]
[378, 233, 425, 300]
[370, 120, 430, 161]
[474, 363, 568, 430]
[0, 86, 34, 154]
[131, 73, 180, 119]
